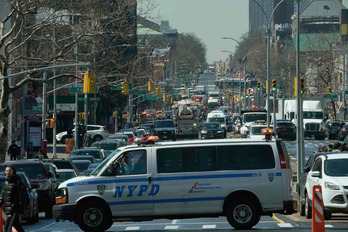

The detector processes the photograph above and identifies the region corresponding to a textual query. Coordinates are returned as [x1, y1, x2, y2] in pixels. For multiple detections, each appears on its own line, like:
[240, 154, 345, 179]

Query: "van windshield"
[244, 114, 267, 123]
[90, 149, 120, 176]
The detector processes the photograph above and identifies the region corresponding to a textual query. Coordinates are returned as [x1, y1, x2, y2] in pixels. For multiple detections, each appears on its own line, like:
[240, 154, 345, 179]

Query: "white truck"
[239, 110, 268, 138]
[284, 99, 325, 139]
[176, 105, 200, 137]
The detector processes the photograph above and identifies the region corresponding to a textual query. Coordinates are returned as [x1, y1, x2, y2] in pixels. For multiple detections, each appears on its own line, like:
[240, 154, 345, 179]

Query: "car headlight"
[201, 130, 207, 134]
[324, 182, 340, 190]
[217, 131, 223, 133]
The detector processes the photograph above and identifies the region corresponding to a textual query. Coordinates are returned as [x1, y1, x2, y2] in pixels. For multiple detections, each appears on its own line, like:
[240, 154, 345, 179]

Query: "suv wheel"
[93, 135, 103, 142]
[226, 198, 260, 230]
[299, 197, 305, 216]
[305, 193, 312, 219]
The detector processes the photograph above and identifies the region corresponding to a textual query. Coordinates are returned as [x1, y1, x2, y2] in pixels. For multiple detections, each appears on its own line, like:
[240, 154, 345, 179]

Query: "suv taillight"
[279, 153, 287, 169]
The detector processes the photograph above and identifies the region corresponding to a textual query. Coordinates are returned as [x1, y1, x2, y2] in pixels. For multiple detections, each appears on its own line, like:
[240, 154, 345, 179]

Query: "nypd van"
[53, 136, 296, 231]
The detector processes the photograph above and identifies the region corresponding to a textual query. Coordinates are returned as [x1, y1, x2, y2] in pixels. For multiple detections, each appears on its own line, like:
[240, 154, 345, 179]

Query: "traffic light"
[247, 88, 251, 96]
[163, 93, 166, 102]
[327, 86, 331, 95]
[121, 80, 129, 95]
[83, 72, 97, 93]
[300, 78, 304, 95]
[45, 118, 54, 128]
[156, 87, 161, 97]
[272, 79, 276, 91]
[148, 80, 153, 92]
[257, 81, 260, 91]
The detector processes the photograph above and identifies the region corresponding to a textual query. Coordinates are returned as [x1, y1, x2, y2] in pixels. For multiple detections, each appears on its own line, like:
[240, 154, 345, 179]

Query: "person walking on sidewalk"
[7, 141, 20, 161]
[0, 165, 27, 232]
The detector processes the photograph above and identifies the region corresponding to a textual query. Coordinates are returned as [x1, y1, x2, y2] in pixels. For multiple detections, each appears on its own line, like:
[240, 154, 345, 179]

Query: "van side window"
[157, 148, 184, 173]
[217, 145, 275, 170]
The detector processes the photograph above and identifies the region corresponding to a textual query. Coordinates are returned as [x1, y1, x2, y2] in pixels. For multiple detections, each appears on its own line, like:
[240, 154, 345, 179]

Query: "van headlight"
[56, 187, 68, 205]
[324, 182, 340, 190]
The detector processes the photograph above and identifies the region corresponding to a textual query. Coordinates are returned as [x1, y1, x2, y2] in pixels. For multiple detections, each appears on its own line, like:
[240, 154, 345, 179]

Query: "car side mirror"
[311, 171, 320, 178]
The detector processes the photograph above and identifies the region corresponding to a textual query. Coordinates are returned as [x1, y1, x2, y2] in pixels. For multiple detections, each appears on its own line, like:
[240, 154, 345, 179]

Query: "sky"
[150, 0, 348, 65]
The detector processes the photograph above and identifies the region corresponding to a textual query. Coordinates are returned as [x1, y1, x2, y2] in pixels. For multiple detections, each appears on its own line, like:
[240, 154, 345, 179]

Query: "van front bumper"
[53, 203, 77, 221]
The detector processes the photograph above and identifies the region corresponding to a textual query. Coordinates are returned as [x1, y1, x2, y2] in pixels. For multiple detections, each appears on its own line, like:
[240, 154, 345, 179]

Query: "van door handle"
[148, 176, 152, 184]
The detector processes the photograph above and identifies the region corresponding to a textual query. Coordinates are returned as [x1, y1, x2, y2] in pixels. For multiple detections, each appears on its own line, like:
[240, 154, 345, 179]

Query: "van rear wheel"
[226, 198, 260, 230]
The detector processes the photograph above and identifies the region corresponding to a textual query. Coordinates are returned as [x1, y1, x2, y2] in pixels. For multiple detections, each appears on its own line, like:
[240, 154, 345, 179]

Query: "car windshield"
[8, 164, 47, 179]
[90, 149, 120, 176]
[100, 143, 119, 150]
[71, 150, 101, 159]
[155, 121, 174, 128]
[73, 162, 92, 172]
[244, 114, 267, 123]
[58, 171, 77, 182]
[204, 123, 220, 129]
[325, 159, 348, 177]
[52, 161, 74, 170]
[208, 117, 224, 123]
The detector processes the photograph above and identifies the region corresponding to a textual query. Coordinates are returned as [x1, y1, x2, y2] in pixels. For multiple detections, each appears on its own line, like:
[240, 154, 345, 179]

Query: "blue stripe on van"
[108, 197, 225, 205]
[66, 172, 282, 187]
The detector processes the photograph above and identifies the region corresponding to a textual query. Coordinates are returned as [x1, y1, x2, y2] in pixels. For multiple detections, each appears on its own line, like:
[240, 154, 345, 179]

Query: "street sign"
[32, 105, 42, 111]
[144, 96, 158, 101]
[70, 86, 99, 93]
[132, 90, 146, 95]
[111, 86, 122, 91]
[323, 94, 338, 99]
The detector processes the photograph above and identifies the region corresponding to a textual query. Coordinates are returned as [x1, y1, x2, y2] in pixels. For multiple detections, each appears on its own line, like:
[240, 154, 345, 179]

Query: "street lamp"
[252, 0, 286, 128]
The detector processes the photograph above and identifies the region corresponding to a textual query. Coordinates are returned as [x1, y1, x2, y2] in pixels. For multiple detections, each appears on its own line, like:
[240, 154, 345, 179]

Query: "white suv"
[56, 125, 108, 144]
[303, 153, 348, 219]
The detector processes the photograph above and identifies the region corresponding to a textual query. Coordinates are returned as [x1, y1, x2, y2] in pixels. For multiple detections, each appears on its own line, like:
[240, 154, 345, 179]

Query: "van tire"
[305, 193, 312, 219]
[77, 202, 112, 232]
[226, 198, 260, 230]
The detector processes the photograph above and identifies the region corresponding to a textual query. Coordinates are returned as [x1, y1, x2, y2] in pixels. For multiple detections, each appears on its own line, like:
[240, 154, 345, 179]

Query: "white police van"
[53, 135, 296, 231]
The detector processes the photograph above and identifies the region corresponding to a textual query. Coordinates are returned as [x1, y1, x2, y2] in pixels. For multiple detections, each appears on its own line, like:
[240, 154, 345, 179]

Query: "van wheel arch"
[224, 191, 262, 230]
[75, 197, 112, 225]
[223, 191, 262, 214]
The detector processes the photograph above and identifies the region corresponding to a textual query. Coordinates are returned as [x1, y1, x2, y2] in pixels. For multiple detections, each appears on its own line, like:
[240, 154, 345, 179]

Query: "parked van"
[53, 137, 296, 231]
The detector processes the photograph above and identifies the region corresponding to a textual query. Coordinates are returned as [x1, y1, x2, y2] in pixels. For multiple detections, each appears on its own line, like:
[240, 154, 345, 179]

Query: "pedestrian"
[7, 141, 20, 161]
[0, 165, 27, 232]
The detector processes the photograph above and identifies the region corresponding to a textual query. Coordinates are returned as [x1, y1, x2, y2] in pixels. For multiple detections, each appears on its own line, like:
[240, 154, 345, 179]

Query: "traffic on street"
[3, 0, 348, 231]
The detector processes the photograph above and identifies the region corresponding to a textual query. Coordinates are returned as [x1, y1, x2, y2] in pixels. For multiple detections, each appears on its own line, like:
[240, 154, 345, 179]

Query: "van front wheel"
[77, 202, 112, 232]
[226, 198, 260, 230]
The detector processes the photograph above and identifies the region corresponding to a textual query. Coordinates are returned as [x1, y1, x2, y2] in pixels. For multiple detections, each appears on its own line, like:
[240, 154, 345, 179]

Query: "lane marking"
[165, 225, 179, 229]
[272, 213, 285, 224]
[278, 223, 293, 228]
[325, 225, 333, 228]
[125, 226, 139, 230]
[203, 225, 216, 229]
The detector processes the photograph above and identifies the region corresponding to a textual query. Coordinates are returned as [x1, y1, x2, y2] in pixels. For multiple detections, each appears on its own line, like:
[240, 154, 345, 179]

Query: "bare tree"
[0, 0, 159, 162]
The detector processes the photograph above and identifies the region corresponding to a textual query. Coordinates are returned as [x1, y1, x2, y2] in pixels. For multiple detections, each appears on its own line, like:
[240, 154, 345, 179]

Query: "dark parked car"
[199, 122, 224, 139]
[0, 160, 55, 218]
[56, 169, 78, 183]
[0, 172, 39, 224]
[71, 160, 93, 175]
[43, 162, 60, 191]
[90, 140, 124, 156]
[68, 155, 96, 164]
[69, 148, 105, 163]
[338, 122, 348, 141]
[276, 120, 296, 140]
[153, 119, 176, 141]
[41, 158, 80, 176]
[326, 121, 341, 140]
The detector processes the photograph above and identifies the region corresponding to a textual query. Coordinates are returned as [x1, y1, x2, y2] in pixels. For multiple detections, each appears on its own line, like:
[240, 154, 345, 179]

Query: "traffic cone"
[312, 185, 325, 232]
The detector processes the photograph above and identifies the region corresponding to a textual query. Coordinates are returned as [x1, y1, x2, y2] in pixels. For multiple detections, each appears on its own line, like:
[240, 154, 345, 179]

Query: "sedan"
[57, 169, 78, 184]
[199, 122, 224, 139]
[69, 148, 105, 163]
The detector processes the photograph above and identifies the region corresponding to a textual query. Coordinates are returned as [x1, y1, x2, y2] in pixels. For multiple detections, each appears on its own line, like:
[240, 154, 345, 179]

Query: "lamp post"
[221, 50, 236, 111]
[251, 0, 286, 128]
